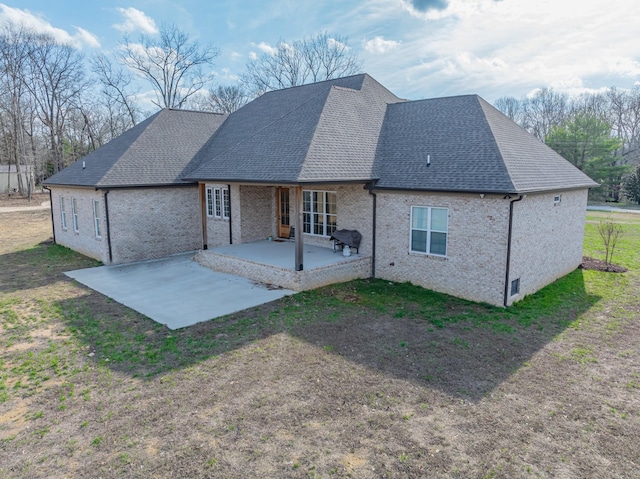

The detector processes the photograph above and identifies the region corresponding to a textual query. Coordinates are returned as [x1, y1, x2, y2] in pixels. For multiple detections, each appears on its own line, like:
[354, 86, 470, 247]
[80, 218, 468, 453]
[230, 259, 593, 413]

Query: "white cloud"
[365, 0, 640, 101]
[74, 26, 100, 48]
[0, 3, 100, 48]
[608, 57, 640, 78]
[364, 36, 400, 54]
[113, 7, 158, 34]
[248, 51, 258, 61]
[327, 37, 349, 50]
[252, 41, 278, 56]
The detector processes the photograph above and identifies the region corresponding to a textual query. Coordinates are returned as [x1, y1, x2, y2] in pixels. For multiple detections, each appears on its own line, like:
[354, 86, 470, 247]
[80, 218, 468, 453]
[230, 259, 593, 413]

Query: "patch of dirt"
[580, 255, 628, 272]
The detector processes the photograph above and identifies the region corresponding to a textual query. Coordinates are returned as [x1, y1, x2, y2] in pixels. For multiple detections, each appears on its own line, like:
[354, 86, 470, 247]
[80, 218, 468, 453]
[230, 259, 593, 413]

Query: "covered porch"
[195, 240, 371, 291]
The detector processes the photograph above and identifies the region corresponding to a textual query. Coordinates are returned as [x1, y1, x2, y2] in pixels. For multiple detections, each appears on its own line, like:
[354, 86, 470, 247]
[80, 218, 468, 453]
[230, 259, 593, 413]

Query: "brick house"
[44, 74, 596, 306]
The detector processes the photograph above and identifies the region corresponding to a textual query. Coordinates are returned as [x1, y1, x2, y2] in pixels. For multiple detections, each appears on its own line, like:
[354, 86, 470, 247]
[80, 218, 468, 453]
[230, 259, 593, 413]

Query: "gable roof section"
[185, 74, 403, 183]
[44, 109, 227, 188]
[374, 95, 598, 194]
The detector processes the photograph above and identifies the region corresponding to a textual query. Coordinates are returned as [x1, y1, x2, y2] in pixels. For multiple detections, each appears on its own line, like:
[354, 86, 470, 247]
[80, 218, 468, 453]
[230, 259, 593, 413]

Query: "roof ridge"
[165, 107, 228, 117]
[259, 73, 366, 96]
[474, 96, 517, 192]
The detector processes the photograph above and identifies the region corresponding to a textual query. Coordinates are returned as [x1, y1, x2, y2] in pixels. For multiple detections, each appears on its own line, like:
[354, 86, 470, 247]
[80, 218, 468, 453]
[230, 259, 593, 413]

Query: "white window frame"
[302, 190, 337, 237]
[71, 197, 79, 232]
[93, 199, 101, 238]
[206, 187, 214, 217]
[553, 194, 562, 205]
[410, 206, 448, 257]
[206, 186, 230, 219]
[222, 188, 230, 219]
[214, 188, 222, 218]
[60, 196, 67, 230]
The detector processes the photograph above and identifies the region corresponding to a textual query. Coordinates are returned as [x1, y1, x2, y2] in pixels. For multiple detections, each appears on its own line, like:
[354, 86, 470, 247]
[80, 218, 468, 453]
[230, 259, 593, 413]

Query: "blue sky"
[2, 0, 639, 104]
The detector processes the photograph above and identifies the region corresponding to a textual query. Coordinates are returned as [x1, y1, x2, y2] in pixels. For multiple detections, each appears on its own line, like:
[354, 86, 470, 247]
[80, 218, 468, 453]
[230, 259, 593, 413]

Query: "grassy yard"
[0, 208, 638, 478]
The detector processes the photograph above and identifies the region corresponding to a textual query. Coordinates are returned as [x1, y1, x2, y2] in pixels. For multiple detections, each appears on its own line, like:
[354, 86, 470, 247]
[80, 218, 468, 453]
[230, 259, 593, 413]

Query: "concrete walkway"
[65, 253, 295, 330]
[587, 205, 640, 214]
[0, 201, 51, 213]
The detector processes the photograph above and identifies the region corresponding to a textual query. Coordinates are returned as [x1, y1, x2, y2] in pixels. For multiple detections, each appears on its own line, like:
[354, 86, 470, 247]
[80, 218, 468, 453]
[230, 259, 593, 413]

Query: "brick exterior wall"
[49, 187, 109, 263]
[51, 181, 587, 304]
[507, 189, 588, 305]
[239, 185, 273, 243]
[107, 187, 201, 264]
[196, 249, 371, 291]
[374, 189, 589, 307]
[375, 191, 511, 306]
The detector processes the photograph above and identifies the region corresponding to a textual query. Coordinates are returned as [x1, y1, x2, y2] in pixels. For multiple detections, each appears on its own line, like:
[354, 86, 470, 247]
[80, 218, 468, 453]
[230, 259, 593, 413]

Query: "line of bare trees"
[0, 21, 361, 197]
[494, 87, 640, 201]
[0, 23, 141, 195]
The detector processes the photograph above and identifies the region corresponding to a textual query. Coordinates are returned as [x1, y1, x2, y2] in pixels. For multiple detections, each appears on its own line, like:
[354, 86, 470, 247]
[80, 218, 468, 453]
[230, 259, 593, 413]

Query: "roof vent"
[427, 154, 431, 167]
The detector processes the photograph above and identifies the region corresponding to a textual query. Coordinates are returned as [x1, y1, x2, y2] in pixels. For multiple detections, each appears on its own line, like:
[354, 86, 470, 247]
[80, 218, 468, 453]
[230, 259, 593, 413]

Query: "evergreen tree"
[623, 165, 640, 204]
[545, 114, 625, 200]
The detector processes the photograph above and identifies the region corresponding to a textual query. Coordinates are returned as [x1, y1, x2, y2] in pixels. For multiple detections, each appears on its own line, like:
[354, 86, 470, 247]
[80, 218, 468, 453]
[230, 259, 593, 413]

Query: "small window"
[71, 197, 79, 232]
[222, 188, 230, 219]
[214, 188, 222, 218]
[410, 206, 448, 256]
[206, 187, 213, 217]
[511, 278, 520, 296]
[60, 196, 67, 229]
[93, 200, 101, 238]
[206, 186, 230, 220]
[554, 195, 561, 205]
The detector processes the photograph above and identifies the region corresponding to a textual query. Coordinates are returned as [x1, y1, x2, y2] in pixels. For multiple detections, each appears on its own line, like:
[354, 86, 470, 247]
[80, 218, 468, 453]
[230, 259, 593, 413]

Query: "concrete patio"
[65, 252, 295, 330]
[196, 240, 371, 291]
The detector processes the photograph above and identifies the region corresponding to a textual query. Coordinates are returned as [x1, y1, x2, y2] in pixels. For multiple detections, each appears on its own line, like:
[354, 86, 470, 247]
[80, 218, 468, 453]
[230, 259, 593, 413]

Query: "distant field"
[0, 208, 638, 478]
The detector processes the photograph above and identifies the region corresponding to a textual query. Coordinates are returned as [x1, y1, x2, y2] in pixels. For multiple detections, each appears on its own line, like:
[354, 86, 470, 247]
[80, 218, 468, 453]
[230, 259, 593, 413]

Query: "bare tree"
[522, 88, 569, 140]
[24, 33, 89, 173]
[494, 96, 523, 123]
[597, 219, 624, 270]
[243, 32, 362, 95]
[607, 86, 640, 163]
[118, 24, 220, 109]
[0, 23, 34, 194]
[206, 84, 251, 113]
[92, 53, 140, 128]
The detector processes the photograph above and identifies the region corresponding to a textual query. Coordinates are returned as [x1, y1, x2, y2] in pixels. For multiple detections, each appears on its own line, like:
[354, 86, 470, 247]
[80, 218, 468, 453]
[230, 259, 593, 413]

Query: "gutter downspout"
[366, 182, 377, 279]
[503, 194, 524, 307]
[42, 186, 55, 244]
[227, 184, 233, 245]
[103, 189, 113, 264]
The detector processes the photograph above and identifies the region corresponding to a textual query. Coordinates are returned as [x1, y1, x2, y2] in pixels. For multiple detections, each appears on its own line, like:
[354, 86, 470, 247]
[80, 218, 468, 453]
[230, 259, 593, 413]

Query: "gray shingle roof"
[45, 74, 597, 195]
[185, 74, 402, 183]
[44, 109, 227, 188]
[373, 95, 598, 193]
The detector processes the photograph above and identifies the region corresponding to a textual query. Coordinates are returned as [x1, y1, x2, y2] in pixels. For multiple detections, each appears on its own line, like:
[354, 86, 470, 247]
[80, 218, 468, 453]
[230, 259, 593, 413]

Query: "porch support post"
[294, 186, 304, 271]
